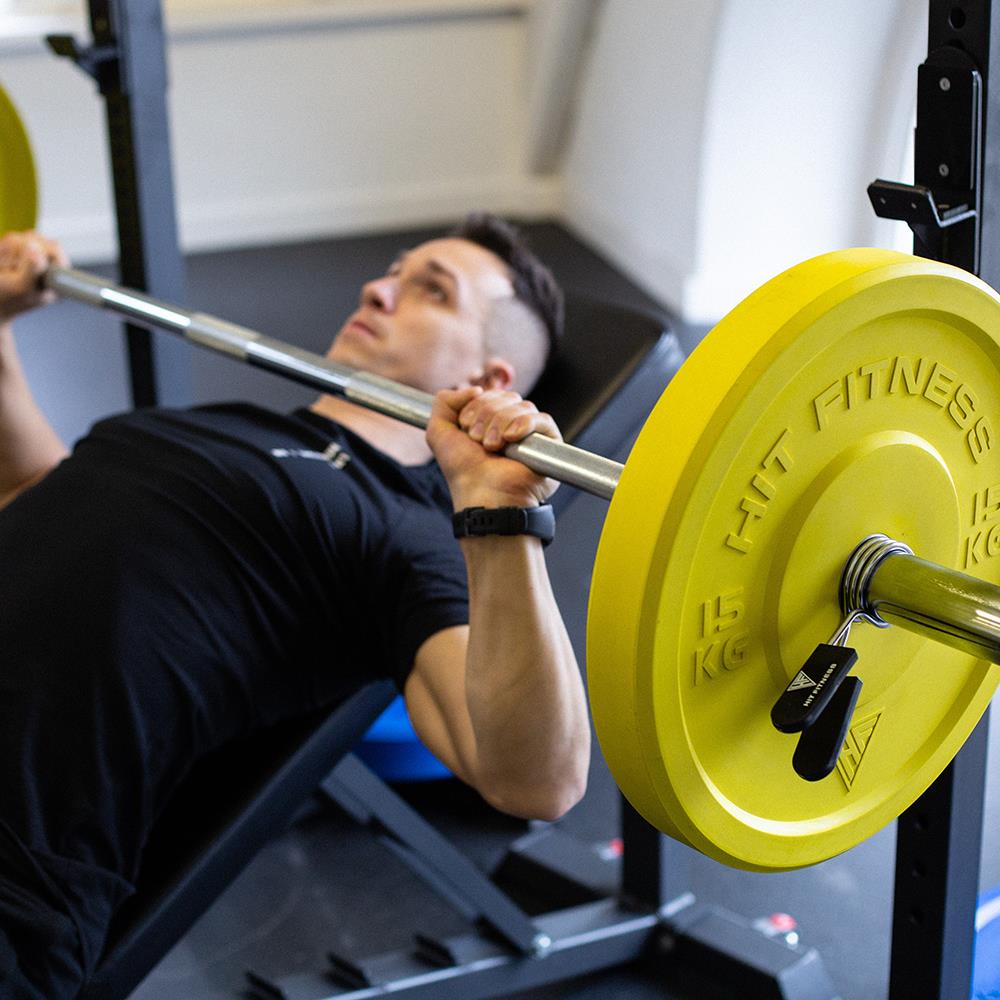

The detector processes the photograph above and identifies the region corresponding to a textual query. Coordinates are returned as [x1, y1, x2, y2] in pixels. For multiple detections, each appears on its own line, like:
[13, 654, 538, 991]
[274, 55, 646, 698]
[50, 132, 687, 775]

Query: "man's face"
[327, 237, 514, 392]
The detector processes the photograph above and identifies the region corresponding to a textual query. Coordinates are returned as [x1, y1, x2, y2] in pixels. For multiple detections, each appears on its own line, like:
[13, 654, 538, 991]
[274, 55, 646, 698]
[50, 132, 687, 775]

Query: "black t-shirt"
[0, 403, 468, 885]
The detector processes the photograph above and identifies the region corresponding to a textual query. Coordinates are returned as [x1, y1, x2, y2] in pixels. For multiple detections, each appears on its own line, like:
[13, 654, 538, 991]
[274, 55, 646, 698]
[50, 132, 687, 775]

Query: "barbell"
[4, 80, 1000, 873]
[41, 254, 1000, 873]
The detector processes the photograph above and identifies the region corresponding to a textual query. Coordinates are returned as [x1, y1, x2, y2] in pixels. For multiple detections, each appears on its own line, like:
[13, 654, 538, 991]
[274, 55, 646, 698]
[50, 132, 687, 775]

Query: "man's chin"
[327, 339, 367, 369]
[326, 342, 434, 393]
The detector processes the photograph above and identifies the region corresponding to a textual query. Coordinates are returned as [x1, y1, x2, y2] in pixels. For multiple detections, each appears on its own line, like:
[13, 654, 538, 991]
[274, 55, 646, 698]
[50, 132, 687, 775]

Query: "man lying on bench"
[0, 215, 591, 1000]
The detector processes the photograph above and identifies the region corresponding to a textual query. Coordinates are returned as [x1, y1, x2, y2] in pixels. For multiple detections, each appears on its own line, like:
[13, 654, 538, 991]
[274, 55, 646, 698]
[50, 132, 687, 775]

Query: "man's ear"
[472, 357, 515, 391]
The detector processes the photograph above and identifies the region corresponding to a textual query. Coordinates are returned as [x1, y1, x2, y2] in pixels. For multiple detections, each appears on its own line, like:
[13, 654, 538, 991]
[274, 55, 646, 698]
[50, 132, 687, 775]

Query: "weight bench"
[81, 297, 684, 1000]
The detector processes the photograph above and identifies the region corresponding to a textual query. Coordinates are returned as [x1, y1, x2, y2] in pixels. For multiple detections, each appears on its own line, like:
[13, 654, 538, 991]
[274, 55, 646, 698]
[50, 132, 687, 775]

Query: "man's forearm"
[461, 534, 590, 820]
[423, 386, 590, 819]
[0, 323, 68, 506]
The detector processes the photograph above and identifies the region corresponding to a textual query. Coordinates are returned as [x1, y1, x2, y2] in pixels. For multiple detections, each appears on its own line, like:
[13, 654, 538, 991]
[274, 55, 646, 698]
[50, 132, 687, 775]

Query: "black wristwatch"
[451, 504, 555, 547]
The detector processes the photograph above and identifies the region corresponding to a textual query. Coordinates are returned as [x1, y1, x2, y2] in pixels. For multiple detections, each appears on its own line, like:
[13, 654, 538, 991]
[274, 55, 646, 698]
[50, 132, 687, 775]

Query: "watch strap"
[451, 504, 555, 547]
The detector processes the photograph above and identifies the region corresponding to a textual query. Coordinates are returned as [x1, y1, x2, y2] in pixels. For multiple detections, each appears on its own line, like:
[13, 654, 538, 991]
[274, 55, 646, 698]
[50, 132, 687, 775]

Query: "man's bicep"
[403, 625, 478, 785]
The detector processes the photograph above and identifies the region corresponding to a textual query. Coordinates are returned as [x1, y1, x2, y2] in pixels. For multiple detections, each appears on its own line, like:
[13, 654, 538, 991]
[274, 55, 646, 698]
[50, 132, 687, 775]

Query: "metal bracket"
[45, 34, 119, 92]
[868, 46, 982, 271]
[868, 179, 976, 229]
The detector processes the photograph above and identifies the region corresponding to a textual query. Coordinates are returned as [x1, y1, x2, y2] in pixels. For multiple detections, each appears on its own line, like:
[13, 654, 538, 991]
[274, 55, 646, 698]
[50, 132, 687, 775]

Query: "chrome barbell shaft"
[45, 266, 623, 500]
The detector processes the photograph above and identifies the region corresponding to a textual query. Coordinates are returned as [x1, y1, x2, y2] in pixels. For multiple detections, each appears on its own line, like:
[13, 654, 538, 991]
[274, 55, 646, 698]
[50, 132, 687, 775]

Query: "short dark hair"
[450, 213, 564, 362]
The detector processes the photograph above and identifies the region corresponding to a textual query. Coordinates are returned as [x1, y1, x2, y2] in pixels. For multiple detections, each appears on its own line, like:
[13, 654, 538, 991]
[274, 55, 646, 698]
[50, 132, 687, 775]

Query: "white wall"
[562, 0, 726, 312]
[687, 0, 924, 320]
[0, 0, 563, 264]
[563, 0, 924, 323]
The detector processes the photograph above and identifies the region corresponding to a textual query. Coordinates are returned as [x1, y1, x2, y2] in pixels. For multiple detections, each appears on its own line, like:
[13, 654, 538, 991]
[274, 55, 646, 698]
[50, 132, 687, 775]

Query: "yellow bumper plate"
[588, 249, 1000, 870]
[0, 82, 38, 232]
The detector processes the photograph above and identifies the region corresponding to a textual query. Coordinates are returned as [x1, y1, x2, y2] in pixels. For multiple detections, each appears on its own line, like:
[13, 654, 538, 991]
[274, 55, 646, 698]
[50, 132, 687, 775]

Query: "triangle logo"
[837, 711, 881, 791]
[787, 670, 815, 692]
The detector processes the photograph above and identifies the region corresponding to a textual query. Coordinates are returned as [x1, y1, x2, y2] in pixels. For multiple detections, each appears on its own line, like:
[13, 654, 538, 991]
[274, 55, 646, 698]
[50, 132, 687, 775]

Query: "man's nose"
[361, 275, 396, 312]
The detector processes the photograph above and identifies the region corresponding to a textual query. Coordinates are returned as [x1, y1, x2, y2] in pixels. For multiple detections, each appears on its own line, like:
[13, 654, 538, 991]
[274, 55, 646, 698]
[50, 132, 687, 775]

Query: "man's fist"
[427, 386, 561, 511]
[0, 231, 68, 325]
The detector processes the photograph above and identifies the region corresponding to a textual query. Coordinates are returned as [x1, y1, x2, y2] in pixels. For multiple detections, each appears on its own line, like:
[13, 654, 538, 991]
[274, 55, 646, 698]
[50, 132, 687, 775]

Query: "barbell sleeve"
[44, 266, 623, 499]
[867, 550, 1000, 663]
[842, 534, 1000, 664]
